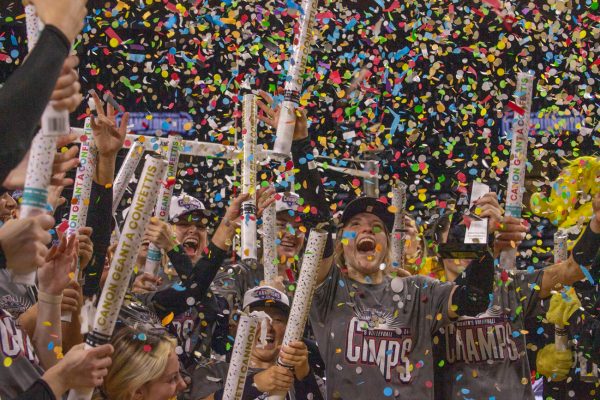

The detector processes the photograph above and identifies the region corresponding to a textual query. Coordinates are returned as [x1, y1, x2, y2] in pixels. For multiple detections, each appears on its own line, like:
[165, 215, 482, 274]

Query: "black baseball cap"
[341, 197, 395, 232]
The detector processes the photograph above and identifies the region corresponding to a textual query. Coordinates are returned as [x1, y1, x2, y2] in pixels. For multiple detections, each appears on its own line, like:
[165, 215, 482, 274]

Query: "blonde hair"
[530, 156, 600, 228]
[98, 326, 177, 400]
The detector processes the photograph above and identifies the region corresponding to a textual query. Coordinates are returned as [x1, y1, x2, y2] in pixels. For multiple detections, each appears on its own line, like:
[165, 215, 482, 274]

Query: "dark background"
[1, 0, 599, 268]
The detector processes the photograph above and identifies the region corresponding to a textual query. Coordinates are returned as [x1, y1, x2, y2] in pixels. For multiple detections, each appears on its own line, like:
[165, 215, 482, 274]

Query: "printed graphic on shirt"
[0, 312, 39, 364]
[442, 306, 521, 364]
[171, 311, 196, 354]
[345, 307, 413, 383]
[0, 295, 32, 319]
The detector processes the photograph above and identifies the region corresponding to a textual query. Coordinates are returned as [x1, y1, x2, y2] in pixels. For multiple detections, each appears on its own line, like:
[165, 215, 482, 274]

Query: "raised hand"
[146, 217, 178, 252]
[492, 216, 528, 257]
[256, 90, 308, 141]
[0, 214, 54, 273]
[38, 234, 78, 296]
[77, 226, 94, 271]
[90, 91, 129, 158]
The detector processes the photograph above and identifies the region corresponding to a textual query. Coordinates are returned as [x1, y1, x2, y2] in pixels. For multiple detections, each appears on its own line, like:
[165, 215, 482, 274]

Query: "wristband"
[38, 291, 63, 304]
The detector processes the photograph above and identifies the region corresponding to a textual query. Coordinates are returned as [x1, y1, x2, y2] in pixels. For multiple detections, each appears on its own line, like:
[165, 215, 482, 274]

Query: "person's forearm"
[17, 302, 39, 340]
[291, 138, 331, 223]
[572, 221, 600, 267]
[0, 26, 70, 184]
[33, 294, 63, 369]
[94, 154, 117, 186]
[83, 182, 113, 297]
[540, 256, 585, 298]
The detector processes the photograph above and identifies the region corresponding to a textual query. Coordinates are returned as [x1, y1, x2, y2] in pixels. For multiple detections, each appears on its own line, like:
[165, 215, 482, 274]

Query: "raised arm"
[539, 192, 600, 298]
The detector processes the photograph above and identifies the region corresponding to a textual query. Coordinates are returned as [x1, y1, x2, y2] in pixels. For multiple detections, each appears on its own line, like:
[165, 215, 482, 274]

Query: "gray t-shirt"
[310, 265, 454, 400]
[433, 269, 544, 400]
[0, 268, 37, 319]
[0, 308, 44, 398]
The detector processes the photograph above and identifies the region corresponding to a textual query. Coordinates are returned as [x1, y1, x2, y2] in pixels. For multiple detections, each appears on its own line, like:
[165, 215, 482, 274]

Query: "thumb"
[35, 213, 56, 230]
[90, 344, 114, 358]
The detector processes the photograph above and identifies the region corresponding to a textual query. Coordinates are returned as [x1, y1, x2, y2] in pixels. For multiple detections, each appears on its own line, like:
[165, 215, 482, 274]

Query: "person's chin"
[354, 256, 384, 276]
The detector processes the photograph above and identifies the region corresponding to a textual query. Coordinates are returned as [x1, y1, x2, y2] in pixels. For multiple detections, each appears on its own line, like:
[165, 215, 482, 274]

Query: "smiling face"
[275, 213, 305, 265]
[134, 350, 187, 400]
[341, 212, 389, 281]
[173, 218, 208, 264]
[251, 306, 288, 364]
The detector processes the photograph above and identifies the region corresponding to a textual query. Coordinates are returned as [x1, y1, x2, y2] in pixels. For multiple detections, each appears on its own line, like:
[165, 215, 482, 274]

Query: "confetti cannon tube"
[222, 314, 259, 400]
[262, 202, 278, 283]
[272, 0, 319, 158]
[499, 72, 534, 270]
[241, 94, 258, 266]
[112, 141, 145, 214]
[268, 229, 328, 400]
[553, 230, 569, 351]
[66, 155, 167, 400]
[62, 118, 97, 322]
[13, 7, 69, 285]
[143, 136, 182, 275]
[362, 160, 380, 197]
[391, 181, 408, 269]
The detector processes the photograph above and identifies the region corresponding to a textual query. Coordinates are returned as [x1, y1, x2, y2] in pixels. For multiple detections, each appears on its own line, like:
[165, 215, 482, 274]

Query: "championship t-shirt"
[310, 265, 454, 399]
[0, 309, 44, 398]
[0, 268, 37, 319]
[433, 269, 544, 400]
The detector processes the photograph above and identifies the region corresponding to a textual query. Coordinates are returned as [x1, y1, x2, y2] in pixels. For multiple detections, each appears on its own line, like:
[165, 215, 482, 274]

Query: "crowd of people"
[1, 1, 599, 400]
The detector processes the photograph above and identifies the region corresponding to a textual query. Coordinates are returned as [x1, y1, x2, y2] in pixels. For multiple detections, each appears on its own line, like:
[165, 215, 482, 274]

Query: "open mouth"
[356, 237, 376, 253]
[183, 237, 199, 256]
[279, 239, 296, 249]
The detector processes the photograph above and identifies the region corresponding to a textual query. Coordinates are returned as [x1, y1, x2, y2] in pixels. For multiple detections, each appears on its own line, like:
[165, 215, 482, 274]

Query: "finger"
[257, 89, 274, 105]
[61, 55, 80, 74]
[34, 212, 55, 229]
[78, 226, 93, 236]
[91, 344, 115, 357]
[106, 97, 114, 118]
[51, 74, 80, 99]
[118, 112, 130, 136]
[45, 245, 58, 262]
[256, 99, 275, 117]
[257, 113, 275, 128]
[57, 233, 68, 254]
[56, 133, 78, 148]
[52, 93, 83, 112]
[91, 91, 105, 117]
[61, 296, 78, 309]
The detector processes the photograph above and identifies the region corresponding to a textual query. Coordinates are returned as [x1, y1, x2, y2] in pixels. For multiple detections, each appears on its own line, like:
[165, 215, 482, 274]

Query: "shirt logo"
[345, 308, 413, 383]
[442, 308, 521, 364]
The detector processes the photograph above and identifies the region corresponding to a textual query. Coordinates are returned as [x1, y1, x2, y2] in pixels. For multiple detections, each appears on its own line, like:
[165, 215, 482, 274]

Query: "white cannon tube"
[391, 181, 407, 269]
[553, 230, 569, 351]
[66, 155, 167, 400]
[13, 6, 69, 285]
[222, 314, 260, 400]
[262, 202, 278, 283]
[143, 136, 182, 275]
[112, 140, 145, 214]
[272, 0, 319, 159]
[499, 72, 534, 270]
[268, 229, 328, 400]
[241, 94, 258, 266]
